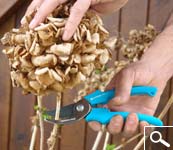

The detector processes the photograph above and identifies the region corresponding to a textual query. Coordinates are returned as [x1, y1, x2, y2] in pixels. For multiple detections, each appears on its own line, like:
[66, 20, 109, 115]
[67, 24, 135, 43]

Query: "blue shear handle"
[85, 108, 163, 126]
[84, 86, 158, 106]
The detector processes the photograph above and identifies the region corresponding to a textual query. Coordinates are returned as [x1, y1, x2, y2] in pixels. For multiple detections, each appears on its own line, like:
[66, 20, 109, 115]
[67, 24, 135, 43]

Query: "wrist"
[140, 25, 173, 81]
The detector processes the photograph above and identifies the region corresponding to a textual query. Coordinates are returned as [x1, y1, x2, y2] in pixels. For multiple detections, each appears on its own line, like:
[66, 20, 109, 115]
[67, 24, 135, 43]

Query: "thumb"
[107, 68, 135, 108]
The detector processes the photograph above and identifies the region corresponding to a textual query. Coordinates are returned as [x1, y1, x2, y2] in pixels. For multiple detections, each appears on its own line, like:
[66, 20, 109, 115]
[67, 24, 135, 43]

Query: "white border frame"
[144, 126, 173, 150]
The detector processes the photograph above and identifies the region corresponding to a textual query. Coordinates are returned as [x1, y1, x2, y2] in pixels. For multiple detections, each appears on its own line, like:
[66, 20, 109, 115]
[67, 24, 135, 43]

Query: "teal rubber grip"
[84, 86, 163, 126]
[85, 108, 163, 126]
[84, 86, 157, 106]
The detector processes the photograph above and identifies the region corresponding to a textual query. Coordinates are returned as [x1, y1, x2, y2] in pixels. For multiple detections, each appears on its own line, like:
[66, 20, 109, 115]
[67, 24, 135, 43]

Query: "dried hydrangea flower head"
[1, 2, 116, 95]
[121, 24, 158, 62]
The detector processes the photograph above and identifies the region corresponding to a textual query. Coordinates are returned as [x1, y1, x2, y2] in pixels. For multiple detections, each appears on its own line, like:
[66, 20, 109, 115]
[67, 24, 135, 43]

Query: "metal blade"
[44, 99, 91, 125]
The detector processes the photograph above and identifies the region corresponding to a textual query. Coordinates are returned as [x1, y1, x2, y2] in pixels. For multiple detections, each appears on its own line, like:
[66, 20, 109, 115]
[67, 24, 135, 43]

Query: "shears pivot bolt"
[76, 104, 84, 112]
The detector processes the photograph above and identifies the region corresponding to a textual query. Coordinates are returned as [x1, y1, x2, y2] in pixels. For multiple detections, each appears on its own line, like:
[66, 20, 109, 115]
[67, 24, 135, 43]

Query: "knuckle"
[108, 124, 121, 134]
[119, 67, 134, 77]
[123, 130, 135, 137]
[111, 115, 123, 123]
[88, 121, 101, 131]
[128, 113, 138, 120]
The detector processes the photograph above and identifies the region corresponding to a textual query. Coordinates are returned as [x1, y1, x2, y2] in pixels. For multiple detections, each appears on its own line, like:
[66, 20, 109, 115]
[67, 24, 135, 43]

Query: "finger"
[123, 113, 139, 137]
[139, 121, 149, 134]
[62, 0, 91, 41]
[107, 115, 124, 134]
[92, 0, 128, 14]
[91, 0, 114, 5]
[29, 0, 65, 29]
[107, 68, 135, 108]
[88, 121, 102, 131]
[21, 0, 44, 24]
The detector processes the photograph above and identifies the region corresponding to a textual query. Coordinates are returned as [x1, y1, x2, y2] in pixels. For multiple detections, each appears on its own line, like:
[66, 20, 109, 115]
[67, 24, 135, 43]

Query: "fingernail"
[63, 30, 69, 41]
[128, 114, 137, 124]
[112, 116, 122, 126]
[90, 122, 101, 131]
[29, 18, 37, 29]
[21, 17, 26, 24]
[128, 119, 134, 124]
[93, 124, 101, 131]
[111, 97, 122, 105]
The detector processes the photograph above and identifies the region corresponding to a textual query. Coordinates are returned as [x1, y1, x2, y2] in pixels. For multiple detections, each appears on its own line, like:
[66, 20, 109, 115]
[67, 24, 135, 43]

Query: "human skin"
[22, 0, 173, 136]
[21, 0, 128, 41]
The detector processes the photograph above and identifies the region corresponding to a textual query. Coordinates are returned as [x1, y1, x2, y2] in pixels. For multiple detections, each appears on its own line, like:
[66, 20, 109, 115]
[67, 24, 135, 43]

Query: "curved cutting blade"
[44, 99, 91, 125]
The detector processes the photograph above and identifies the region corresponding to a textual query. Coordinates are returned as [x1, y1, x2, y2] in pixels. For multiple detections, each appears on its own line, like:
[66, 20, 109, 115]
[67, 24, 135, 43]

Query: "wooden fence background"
[0, 0, 173, 150]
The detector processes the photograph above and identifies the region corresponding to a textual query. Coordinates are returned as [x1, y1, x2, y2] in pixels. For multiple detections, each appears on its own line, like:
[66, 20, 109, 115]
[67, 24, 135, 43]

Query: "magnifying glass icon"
[150, 131, 170, 147]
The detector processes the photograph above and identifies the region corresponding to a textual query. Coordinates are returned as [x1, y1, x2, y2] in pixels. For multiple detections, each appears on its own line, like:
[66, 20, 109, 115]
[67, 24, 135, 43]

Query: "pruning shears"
[44, 86, 163, 126]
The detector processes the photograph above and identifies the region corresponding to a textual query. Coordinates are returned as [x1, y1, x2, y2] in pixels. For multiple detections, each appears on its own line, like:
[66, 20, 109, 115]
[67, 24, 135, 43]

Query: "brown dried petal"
[74, 54, 81, 63]
[98, 24, 109, 35]
[28, 70, 36, 80]
[76, 72, 86, 82]
[38, 30, 53, 40]
[47, 17, 65, 22]
[70, 65, 78, 74]
[31, 54, 57, 67]
[50, 82, 64, 92]
[24, 31, 32, 50]
[91, 33, 100, 44]
[65, 66, 71, 75]
[80, 63, 94, 76]
[86, 30, 92, 42]
[59, 56, 69, 61]
[50, 43, 74, 56]
[13, 34, 26, 44]
[34, 23, 51, 31]
[20, 57, 34, 70]
[35, 67, 49, 75]
[50, 69, 63, 82]
[35, 69, 55, 86]
[29, 81, 42, 91]
[82, 44, 96, 53]
[11, 71, 30, 89]
[2, 47, 14, 58]
[99, 50, 110, 65]
[1, 33, 10, 45]
[81, 54, 96, 64]
[104, 36, 117, 50]
[30, 43, 43, 56]
[11, 60, 20, 69]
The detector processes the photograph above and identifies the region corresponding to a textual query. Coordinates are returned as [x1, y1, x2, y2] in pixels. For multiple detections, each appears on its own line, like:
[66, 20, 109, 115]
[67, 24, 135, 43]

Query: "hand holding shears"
[44, 86, 163, 126]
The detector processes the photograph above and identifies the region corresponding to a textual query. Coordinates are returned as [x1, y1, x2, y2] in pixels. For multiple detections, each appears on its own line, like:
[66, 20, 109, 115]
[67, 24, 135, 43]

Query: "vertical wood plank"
[102, 13, 120, 36]
[60, 88, 86, 150]
[9, 90, 35, 150]
[9, 2, 36, 150]
[0, 16, 15, 150]
[120, 0, 148, 38]
[149, 0, 173, 31]
[0, 0, 26, 24]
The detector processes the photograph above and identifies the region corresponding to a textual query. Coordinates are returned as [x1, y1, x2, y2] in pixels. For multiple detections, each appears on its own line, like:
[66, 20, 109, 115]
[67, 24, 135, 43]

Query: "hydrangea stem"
[37, 95, 44, 150]
[92, 125, 105, 150]
[103, 132, 110, 150]
[47, 93, 62, 150]
[29, 122, 38, 150]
